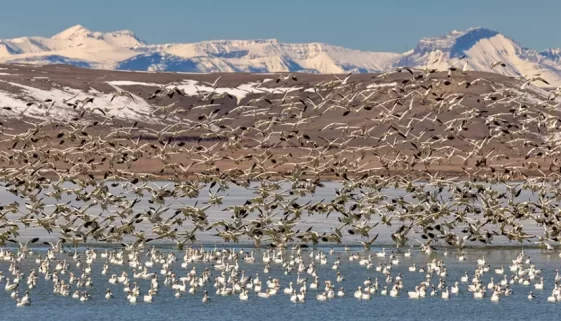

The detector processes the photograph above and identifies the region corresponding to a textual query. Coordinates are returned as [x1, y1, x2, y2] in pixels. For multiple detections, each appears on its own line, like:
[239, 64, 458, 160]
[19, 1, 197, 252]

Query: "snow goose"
[487, 278, 495, 289]
[5, 278, 18, 291]
[534, 277, 544, 290]
[284, 282, 294, 294]
[407, 286, 420, 299]
[316, 292, 328, 301]
[473, 288, 485, 299]
[16, 298, 29, 307]
[354, 286, 362, 299]
[441, 287, 450, 300]
[244, 251, 256, 263]
[380, 286, 388, 296]
[360, 288, 370, 300]
[389, 285, 399, 297]
[20, 291, 31, 305]
[144, 289, 155, 303]
[490, 290, 500, 302]
[494, 265, 504, 275]
[290, 290, 299, 303]
[430, 286, 438, 297]
[490, 60, 506, 69]
[337, 287, 345, 297]
[336, 272, 345, 283]
[404, 249, 411, 257]
[297, 289, 306, 302]
[258, 289, 271, 298]
[202, 291, 210, 303]
[239, 289, 249, 301]
[451, 282, 460, 294]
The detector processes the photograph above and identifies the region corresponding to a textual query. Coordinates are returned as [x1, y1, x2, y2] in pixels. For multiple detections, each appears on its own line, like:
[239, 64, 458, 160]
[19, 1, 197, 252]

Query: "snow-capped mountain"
[1, 25, 561, 86]
[394, 28, 561, 86]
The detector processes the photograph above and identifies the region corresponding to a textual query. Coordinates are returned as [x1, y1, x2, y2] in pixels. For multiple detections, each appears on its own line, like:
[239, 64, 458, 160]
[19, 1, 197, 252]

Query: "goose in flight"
[490, 60, 506, 69]
[520, 75, 550, 89]
[332, 72, 353, 85]
[110, 90, 135, 102]
[200, 76, 222, 88]
[8, 238, 39, 253]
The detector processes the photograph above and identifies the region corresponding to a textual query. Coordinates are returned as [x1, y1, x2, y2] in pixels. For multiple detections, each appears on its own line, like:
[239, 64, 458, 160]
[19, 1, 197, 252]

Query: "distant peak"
[449, 28, 500, 58]
[52, 25, 92, 39]
[540, 48, 561, 61]
[111, 29, 136, 36]
[413, 27, 502, 58]
[452, 27, 498, 37]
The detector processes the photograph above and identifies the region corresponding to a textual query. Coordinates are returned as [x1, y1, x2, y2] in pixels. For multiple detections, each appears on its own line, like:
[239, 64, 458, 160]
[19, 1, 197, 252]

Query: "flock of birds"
[2, 244, 561, 307]
[0, 58, 561, 308]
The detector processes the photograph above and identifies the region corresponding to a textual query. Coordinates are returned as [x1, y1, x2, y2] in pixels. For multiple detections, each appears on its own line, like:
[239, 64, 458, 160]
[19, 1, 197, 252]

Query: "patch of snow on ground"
[107, 80, 161, 87]
[107, 80, 303, 103]
[0, 80, 155, 121]
[367, 82, 397, 88]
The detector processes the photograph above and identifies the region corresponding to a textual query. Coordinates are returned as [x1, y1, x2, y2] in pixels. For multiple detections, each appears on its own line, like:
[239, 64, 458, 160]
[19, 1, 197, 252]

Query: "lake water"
[2, 247, 561, 321]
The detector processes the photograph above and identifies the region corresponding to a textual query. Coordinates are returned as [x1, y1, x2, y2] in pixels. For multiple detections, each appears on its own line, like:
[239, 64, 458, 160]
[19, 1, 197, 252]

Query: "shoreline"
[12, 168, 554, 182]
[4, 241, 548, 251]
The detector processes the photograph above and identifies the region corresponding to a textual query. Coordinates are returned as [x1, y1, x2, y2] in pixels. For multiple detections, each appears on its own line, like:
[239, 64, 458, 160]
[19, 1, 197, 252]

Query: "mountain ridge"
[1, 25, 561, 86]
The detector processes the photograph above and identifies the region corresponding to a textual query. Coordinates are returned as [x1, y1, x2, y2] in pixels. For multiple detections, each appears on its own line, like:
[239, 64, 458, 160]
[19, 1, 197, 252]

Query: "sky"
[0, 0, 559, 52]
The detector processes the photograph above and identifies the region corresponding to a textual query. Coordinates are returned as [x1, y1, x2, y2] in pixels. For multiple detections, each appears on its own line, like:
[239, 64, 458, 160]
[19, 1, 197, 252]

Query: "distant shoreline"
[13, 168, 550, 182]
[4, 241, 545, 250]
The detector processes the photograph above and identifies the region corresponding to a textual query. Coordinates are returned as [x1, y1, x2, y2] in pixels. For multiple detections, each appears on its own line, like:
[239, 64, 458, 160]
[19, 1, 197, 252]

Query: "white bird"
[143, 289, 155, 303]
[441, 287, 450, 300]
[408, 286, 421, 299]
[239, 289, 249, 301]
[202, 291, 210, 303]
[490, 290, 500, 302]
[490, 61, 506, 69]
[521, 76, 550, 90]
[5, 279, 18, 292]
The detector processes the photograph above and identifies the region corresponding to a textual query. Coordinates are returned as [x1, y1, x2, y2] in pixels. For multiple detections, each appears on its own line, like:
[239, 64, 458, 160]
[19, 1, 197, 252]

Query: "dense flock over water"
[1, 62, 561, 318]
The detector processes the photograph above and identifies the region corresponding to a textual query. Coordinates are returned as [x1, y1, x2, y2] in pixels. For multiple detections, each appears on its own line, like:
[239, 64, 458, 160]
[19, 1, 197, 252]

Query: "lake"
[2, 246, 561, 321]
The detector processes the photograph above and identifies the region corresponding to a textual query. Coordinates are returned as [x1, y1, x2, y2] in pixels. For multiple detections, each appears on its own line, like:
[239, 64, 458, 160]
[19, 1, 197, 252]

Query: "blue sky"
[0, 0, 559, 52]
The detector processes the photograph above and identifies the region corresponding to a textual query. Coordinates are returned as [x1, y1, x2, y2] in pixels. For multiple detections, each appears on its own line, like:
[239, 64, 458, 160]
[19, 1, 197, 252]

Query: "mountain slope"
[394, 28, 561, 86]
[1, 25, 561, 86]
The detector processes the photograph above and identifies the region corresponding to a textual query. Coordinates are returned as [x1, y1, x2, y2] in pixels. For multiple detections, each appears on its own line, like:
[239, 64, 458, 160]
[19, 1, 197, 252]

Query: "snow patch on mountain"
[1, 25, 561, 86]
